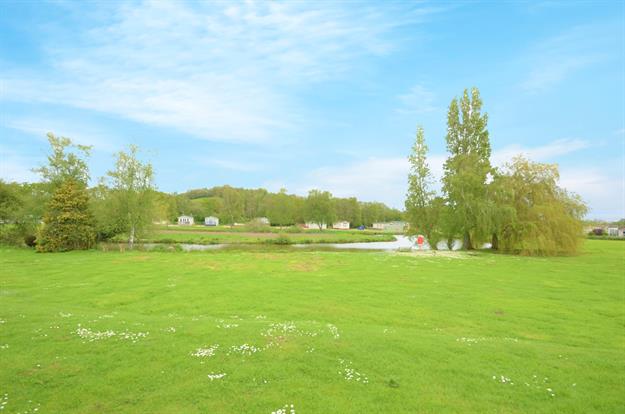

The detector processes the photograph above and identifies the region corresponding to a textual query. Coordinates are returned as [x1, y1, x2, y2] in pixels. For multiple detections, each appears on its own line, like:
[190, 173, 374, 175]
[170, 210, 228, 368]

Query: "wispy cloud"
[520, 22, 618, 93]
[491, 138, 589, 165]
[2, 1, 436, 144]
[4, 117, 119, 152]
[0, 145, 40, 183]
[198, 158, 264, 173]
[396, 84, 438, 114]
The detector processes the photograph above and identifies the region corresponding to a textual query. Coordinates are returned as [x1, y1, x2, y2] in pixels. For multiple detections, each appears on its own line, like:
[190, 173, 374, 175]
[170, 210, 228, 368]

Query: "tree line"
[1, 86, 590, 255]
[0, 134, 402, 251]
[405, 87, 587, 255]
[171, 187, 402, 228]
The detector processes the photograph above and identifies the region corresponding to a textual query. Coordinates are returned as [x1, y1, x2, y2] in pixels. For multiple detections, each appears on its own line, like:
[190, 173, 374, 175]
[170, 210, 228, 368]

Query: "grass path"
[0, 241, 623, 413]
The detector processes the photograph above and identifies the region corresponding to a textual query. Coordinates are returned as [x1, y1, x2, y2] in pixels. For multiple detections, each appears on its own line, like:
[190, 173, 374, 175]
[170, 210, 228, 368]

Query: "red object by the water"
[417, 235, 424, 246]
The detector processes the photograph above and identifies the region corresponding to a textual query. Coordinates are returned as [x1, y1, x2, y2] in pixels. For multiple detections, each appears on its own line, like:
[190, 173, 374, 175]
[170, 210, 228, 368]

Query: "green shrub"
[587, 235, 625, 241]
[243, 220, 272, 233]
[37, 180, 96, 252]
[156, 238, 176, 244]
[0, 225, 24, 246]
[0, 223, 38, 247]
[266, 234, 292, 245]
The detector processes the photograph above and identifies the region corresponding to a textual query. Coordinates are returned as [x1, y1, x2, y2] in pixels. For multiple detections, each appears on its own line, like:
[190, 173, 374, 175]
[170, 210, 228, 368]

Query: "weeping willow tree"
[491, 156, 587, 255]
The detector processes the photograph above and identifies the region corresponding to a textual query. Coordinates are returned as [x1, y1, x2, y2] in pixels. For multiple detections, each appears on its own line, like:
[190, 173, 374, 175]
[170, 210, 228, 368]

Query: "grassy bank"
[154, 224, 387, 234]
[0, 240, 623, 413]
[115, 228, 396, 245]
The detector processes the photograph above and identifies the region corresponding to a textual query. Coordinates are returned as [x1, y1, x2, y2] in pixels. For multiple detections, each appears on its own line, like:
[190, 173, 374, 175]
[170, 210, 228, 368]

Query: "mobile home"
[332, 221, 350, 230]
[177, 215, 194, 226]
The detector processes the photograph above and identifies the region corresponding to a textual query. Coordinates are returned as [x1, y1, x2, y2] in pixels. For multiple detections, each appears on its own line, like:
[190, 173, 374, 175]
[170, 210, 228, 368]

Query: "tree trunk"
[464, 231, 473, 250]
[491, 233, 499, 250]
[129, 224, 135, 249]
[429, 236, 438, 251]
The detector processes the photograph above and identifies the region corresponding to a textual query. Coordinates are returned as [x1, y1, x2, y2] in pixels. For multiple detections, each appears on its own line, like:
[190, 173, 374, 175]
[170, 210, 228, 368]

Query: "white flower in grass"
[216, 319, 239, 329]
[228, 343, 261, 356]
[327, 324, 340, 339]
[271, 404, 295, 414]
[191, 344, 219, 358]
[492, 374, 513, 385]
[339, 359, 368, 384]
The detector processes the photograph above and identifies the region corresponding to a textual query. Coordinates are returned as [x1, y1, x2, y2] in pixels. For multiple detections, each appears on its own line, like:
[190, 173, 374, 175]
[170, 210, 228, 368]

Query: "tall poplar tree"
[442, 87, 493, 249]
[405, 126, 438, 244]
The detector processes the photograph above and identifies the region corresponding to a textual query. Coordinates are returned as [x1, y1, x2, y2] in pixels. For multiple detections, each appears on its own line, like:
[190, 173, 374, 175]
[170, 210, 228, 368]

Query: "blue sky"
[1, 0, 623, 219]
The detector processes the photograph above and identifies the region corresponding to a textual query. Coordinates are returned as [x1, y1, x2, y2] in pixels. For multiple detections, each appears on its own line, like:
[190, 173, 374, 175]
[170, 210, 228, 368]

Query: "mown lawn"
[0, 240, 623, 413]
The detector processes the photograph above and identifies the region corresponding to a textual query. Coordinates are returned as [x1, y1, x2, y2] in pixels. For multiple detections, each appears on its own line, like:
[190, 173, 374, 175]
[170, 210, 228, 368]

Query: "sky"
[0, 0, 623, 220]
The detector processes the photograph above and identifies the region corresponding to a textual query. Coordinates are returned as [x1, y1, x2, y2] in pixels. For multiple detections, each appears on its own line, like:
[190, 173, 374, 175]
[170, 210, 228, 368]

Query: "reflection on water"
[318, 235, 416, 251]
[102, 236, 488, 252]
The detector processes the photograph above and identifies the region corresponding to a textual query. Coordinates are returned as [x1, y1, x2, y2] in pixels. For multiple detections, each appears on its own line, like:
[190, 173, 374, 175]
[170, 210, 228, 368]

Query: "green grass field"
[0, 240, 623, 413]
[116, 227, 395, 245]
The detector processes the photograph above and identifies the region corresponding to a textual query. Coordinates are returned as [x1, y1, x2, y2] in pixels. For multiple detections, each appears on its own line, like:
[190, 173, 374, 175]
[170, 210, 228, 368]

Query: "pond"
[299, 235, 417, 251]
[101, 236, 480, 252]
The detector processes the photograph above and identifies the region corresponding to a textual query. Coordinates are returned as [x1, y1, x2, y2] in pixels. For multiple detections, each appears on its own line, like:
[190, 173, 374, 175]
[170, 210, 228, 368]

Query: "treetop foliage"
[442, 87, 494, 249]
[304, 189, 335, 228]
[33, 132, 92, 188]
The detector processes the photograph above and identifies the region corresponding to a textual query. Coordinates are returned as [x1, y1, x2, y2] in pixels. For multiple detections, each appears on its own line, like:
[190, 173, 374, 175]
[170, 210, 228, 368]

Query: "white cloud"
[2, 1, 436, 143]
[297, 157, 409, 208]
[559, 167, 623, 221]
[292, 153, 446, 209]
